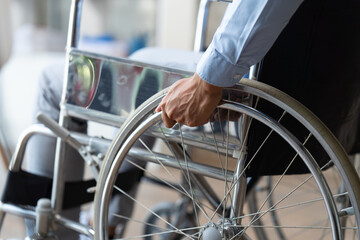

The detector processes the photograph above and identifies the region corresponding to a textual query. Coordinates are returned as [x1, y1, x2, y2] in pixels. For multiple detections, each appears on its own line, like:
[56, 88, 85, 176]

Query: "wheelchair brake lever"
[36, 112, 83, 151]
[37, 112, 101, 178]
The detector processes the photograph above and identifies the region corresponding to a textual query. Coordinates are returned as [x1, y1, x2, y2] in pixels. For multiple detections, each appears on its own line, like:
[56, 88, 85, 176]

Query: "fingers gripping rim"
[100, 87, 169, 179]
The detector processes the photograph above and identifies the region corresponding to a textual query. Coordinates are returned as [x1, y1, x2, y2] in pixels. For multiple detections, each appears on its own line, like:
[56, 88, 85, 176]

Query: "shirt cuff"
[196, 44, 250, 87]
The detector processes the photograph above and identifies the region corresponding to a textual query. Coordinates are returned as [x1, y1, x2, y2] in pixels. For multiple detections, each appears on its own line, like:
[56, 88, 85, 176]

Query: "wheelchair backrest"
[61, 0, 231, 127]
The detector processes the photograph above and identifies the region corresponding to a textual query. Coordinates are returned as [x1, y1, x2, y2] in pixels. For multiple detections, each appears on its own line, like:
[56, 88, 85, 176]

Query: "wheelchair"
[1, 0, 360, 239]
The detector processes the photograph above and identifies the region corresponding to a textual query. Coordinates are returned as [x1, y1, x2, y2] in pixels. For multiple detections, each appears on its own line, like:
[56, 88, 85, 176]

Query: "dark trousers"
[247, 0, 360, 176]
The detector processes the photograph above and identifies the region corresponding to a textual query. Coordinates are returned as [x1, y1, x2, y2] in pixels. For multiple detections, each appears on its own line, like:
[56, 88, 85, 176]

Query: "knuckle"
[177, 118, 184, 125]
[166, 109, 175, 120]
[187, 120, 198, 127]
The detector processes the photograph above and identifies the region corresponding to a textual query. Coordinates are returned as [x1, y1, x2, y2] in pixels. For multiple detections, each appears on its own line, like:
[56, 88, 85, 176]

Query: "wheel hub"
[201, 219, 245, 240]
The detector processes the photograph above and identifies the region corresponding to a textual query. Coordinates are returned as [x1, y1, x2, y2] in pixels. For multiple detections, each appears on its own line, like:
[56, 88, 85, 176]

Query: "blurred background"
[0, 0, 226, 166]
[0, 0, 227, 213]
[0, 0, 226, 238]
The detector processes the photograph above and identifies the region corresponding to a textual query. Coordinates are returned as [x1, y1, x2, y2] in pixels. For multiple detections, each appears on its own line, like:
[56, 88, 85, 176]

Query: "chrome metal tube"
[194, 0, 211, 52]
[54, 214, 94, 238]
[248, 62, 262, 81]
[54, 0, 84, 214]
[66, 0, 83, 49]
[194, 0, 232, 52]
[0, 202, 36, 220]
[51, 115, 70, 214]
[9, 125, 55, 172]
[230, 150, 247, 224]
[0, 202, 94, 238]
[9, 124, 104, 172]
[128, 147, 234, 181]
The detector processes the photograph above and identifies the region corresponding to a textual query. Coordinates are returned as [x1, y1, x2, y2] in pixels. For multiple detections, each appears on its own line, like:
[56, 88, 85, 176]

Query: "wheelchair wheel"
[94, 79, 360, 239]
[249, 172, 355, 240]
[143, 200, 197, 240]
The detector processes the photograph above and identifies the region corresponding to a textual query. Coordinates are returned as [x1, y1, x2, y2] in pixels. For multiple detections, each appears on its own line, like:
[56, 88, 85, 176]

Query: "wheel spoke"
[113, 185, 195, 239]
[236, 159, 335, 239]
[95, 83, 360, 240]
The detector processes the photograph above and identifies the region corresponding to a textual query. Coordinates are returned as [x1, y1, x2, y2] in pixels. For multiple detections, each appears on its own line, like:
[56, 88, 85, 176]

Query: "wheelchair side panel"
[63, 50, 192, 127]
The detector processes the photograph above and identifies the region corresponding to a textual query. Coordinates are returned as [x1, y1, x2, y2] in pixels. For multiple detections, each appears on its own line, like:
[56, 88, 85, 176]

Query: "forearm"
[197, 0, 304, 87]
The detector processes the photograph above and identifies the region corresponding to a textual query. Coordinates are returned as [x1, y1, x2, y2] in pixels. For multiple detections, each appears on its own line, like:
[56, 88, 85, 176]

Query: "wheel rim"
[94, 82, 360, 240]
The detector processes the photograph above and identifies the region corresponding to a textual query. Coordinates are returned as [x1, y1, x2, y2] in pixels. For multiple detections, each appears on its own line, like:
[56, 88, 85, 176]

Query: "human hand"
[156, 73, 223, 128]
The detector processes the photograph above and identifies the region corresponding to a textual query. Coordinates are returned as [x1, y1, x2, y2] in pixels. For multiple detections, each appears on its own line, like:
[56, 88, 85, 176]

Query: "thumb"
[162, 111, 177, 128]
[155, 104, 162, 112]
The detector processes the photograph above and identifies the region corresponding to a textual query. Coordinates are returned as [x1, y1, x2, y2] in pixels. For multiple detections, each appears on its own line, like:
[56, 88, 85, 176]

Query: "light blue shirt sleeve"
[196, 0, 304, 87]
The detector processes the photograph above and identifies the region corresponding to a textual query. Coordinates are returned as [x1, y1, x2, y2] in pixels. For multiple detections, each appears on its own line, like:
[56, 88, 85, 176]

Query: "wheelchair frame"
[0, 0, 236, 238]
[1, 0, 360, 239]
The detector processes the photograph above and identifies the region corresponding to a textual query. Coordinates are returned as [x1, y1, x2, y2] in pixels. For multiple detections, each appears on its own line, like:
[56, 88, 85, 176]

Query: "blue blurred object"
[128, 34, 148, 55]
[81, 34, 116, 44]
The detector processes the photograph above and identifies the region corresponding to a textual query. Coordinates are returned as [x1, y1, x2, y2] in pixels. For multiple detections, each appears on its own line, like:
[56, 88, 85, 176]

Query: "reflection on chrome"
[65, 49, 191, 118]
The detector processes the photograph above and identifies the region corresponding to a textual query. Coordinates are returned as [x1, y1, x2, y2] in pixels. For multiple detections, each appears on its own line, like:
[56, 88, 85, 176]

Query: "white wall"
[0, 52, 65, 153]
[156, 0, 199, 51]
